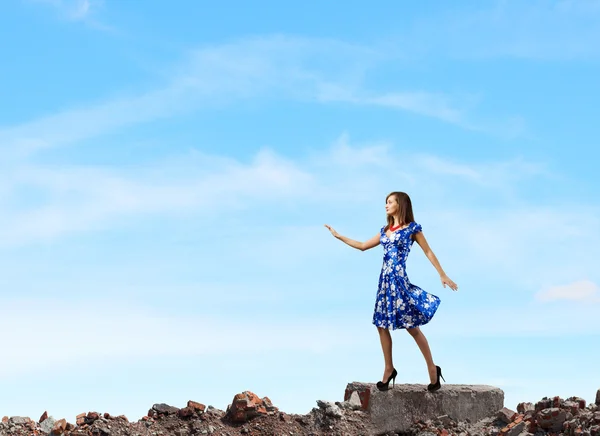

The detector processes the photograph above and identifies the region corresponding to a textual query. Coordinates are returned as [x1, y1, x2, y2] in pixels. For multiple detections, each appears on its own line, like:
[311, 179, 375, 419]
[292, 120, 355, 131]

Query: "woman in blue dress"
[325, 191, 458, 392]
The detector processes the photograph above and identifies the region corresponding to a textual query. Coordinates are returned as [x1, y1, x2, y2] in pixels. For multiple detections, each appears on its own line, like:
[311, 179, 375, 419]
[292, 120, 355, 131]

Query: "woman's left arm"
[414, 232, 459, 292]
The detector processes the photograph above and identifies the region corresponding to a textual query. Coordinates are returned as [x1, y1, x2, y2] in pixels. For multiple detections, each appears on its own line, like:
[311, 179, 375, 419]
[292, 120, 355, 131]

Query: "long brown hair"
[384, 191, 415, 231]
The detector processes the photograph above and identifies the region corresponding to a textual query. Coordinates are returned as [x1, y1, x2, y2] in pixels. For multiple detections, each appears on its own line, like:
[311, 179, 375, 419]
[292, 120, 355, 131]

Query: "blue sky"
[1, 0, 599, 422]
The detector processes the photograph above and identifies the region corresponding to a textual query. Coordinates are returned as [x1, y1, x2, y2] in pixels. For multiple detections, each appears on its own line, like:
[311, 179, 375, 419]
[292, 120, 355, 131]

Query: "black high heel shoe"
[376, 368, 397, 391]
[427, 365, 445, 392]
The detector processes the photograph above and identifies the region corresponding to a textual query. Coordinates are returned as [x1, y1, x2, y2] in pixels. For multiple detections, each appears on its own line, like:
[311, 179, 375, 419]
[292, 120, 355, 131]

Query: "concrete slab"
[345, 382, 504, 435]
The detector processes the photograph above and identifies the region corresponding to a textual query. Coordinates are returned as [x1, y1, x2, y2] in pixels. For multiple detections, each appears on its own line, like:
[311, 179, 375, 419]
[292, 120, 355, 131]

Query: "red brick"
[178, 407, 194, 418]
[359, 389, 371, 410]
[553, 396, 561, 408]
[52, 419, 67, 435]
[187, 401, 206, 413]
[76, 413, 86, 426]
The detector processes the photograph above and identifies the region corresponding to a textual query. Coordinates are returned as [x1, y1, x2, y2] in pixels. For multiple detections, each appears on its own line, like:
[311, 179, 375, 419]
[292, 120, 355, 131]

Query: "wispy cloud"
[0, 149, 315, 245]
[415, 154, 548, 189]
[0, 299, 357, 378]
[367, 92, 465, 125]
[0, 35, 515, 158]
[535, 279, 600, 303]
[3, 130, 598, 310]
[411, 0, 600, 60]
[28, 0, 114, 32]
[31, 0, 100, 21]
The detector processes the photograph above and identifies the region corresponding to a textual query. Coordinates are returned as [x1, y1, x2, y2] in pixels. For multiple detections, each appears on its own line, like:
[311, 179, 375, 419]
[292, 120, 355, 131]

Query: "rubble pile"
[0, 389, 598, 435]
[400, 391, 600, 436]
[0, 391, 373, 436]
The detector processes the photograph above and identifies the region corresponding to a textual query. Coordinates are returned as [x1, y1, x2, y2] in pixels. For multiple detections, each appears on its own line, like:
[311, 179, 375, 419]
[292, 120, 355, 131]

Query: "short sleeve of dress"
[411, 222, 423, 235]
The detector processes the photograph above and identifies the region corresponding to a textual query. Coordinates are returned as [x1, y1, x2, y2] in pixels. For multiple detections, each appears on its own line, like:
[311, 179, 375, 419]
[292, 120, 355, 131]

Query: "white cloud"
[535, 279, 600, 303]
[325, 133, 392, 168]
[412, 0, 600, 60]
[0, 149, 315, 245]
[367, 92, 465, 125]
[0, 299, 357, 378]
[0, 35, 506, 160]
[414, 154, 548, 192]
[31, 0, 101, 21]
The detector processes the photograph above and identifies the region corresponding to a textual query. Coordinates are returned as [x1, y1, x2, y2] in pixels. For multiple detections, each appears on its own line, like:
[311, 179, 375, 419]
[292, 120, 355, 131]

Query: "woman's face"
[385, 195, 398, 216]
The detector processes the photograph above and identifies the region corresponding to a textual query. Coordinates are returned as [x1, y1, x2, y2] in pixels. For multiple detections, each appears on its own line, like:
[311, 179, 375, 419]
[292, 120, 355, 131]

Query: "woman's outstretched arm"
[413, 232, 459, 291]
[324, 224, 380, 251]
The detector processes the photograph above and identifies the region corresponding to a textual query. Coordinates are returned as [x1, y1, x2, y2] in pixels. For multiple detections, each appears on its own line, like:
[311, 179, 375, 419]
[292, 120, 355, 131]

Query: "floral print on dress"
[372, 221, 441, 330]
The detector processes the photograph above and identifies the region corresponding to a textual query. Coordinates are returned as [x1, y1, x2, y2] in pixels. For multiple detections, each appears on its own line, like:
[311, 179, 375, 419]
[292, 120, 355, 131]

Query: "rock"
[262, 396, 278, 413]
[348, 391, 362, 410]
[436, 414, 454, 426]
[40, 416, 55, 434]
[500, 420, 526, 436]
[535, 397, 553, 411]
[497, 407, 517, 424]
[596, 389, 600, 406]
[344, 382, 371, 410]
[537, 407, 567, 432]
[76, 412, 86, 426]
[52, 418, 67, 435]
[188, 400, 206, 413]
[39, 411, 48, 423]
[178, 407, 194, 418]
[206, 405, 223, 415]
[152, 403, 180, 415]
[564, 399, 582, 415]
[9, 416, 30, 425]
[517, 402, 534, 414]
[86, 411, 100, 424]
[569, 396, 587, 409]
[94, 424, 111, 435]
[226, 391, 271, 423]
[316, 400, 343, 418]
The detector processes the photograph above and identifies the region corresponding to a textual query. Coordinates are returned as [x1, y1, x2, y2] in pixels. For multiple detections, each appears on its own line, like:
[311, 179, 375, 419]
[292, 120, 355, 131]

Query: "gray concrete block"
[345, 382, 504, 435]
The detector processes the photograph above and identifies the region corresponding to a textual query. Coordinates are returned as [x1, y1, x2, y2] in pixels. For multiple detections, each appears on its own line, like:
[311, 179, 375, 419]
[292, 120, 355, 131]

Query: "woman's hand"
[324, 224, 340, 239]
[441, 274, 458, 291]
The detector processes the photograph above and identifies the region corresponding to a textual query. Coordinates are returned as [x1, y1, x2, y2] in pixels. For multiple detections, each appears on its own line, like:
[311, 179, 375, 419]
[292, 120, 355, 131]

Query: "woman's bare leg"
[377, 327, 394, 382]
[407, 327, 437, 383]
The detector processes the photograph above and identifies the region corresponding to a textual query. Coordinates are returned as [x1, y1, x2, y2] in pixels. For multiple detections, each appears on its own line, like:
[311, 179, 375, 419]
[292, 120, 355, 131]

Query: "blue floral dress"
[372, 221, 440, 330]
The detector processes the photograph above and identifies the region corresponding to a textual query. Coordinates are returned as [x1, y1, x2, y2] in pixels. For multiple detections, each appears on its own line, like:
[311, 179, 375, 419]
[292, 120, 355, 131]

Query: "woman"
[324, 191, 458, 392]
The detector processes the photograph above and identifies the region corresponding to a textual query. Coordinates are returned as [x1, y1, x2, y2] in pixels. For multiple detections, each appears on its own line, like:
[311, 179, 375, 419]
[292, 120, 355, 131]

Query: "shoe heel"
[377, 368, 398, 391]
